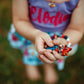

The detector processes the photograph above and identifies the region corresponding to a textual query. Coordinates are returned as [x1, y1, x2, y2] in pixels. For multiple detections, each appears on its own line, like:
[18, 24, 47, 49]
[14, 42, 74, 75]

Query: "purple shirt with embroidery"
[28, 0, 79, 33]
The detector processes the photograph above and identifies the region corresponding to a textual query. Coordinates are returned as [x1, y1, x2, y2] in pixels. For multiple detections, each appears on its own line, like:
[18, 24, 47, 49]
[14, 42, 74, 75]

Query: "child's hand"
[35, 31, 58, 63]
[38, 50, 65, 64]
[38, 37, 67, 64]
[36, 33, 67, 63]
[51, 37, 68, 60]
[53, 37, 68, 46]
[35, 31, 53, 53]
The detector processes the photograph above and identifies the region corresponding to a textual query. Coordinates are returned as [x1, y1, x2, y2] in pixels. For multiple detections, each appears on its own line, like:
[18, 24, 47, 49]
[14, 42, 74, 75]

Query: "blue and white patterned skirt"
[8, 24, 78, 70]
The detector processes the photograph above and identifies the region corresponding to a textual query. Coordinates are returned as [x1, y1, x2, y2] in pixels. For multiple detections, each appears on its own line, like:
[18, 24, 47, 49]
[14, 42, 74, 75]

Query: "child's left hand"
[52, 37, 68, 59]
[38, 37, 68, 64]
[53, 37, 68, 46]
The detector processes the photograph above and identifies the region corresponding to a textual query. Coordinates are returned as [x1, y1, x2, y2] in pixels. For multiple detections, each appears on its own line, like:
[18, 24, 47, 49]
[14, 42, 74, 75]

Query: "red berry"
[55, 48, 59, 52]
[62, 35, 65, 38]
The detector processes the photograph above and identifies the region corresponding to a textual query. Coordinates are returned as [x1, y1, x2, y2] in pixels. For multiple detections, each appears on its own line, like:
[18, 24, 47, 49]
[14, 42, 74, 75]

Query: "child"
[8, 0, 84, 83]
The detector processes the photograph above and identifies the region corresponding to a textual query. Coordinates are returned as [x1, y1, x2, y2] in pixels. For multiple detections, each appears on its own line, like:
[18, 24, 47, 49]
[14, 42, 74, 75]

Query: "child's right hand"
[35, 31, 54, 53]
[34, 31, 57, 63]
[34, 31, 64, 64]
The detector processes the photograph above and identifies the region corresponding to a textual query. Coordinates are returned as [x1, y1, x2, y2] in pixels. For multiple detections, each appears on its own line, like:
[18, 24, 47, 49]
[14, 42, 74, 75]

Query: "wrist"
[52, 34, 72, 47]
[32, 29, 44, 44]
[61, 35, 71, 47]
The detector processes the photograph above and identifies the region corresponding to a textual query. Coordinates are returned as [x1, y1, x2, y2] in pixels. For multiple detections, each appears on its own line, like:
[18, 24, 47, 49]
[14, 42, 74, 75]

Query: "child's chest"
[28, 0, 79, 32]
[28, 0, 79, 14]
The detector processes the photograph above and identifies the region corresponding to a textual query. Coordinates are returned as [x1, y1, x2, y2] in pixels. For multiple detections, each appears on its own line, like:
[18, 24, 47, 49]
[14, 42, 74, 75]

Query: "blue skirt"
[8, 24, 78, 70]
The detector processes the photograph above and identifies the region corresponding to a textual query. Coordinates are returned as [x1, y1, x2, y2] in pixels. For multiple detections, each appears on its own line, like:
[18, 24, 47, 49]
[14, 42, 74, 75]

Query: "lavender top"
[28, 0, 79, 33]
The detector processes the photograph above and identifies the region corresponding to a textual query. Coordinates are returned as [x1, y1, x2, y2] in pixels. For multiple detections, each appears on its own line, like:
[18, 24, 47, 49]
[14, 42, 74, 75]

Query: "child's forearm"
[63, 0, 84, 46]
[13, 20, 42, 43]
[63, 26, 83, 46]
[12, 0, 43, 43]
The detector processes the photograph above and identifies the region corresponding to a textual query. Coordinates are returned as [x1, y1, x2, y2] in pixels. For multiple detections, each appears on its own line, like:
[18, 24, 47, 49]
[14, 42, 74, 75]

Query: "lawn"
[0, 0, 84, 84]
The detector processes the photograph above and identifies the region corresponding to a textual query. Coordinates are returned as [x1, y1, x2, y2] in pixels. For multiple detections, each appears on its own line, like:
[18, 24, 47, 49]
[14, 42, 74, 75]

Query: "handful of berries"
[45, 34, 72, 56]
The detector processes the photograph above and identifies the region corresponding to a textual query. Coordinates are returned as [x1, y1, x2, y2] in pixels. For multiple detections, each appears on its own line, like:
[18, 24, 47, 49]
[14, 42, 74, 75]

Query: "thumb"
[53, 39, 60, 45]
[43, 35, 54, 47]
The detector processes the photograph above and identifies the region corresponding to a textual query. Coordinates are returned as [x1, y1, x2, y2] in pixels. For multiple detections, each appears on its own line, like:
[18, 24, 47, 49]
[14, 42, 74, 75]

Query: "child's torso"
[28, 0, 79, 33]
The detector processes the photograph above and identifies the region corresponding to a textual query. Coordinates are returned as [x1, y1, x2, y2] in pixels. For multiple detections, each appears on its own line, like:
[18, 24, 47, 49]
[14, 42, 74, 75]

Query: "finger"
[44, 51, 56, 61]
[46, 49, 52, 53]
[53, 38, 67, 45]
[60, 39, 67, 45]
[53, 51, 64, 60]
[53, 39, 61, 45]
[43, 34, 54, 47]
[38, 55, 43, 62]
[39, 55, 54, 64]
[38, 55, 46, 63]
[35, 38, 47, 54]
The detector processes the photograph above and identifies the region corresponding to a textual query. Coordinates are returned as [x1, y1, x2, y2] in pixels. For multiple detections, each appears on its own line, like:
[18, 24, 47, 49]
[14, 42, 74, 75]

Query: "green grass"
[0, 0, 84, 84]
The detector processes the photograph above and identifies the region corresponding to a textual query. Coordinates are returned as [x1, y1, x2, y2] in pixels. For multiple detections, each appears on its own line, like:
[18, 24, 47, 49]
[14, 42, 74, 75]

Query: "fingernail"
[53, 41, 56, 44]
[44, 52, 47, 54]
[53, 51, 57, 54]
[53, 51, 55, 53]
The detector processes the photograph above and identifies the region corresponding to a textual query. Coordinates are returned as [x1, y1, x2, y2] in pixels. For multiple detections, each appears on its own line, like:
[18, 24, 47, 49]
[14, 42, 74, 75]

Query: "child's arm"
[13, 0, 58, 63]
[13, 0, 54, 47]
[53, 0, 84, 46]
[50, 0, 84, 63]
[12, 0, 41, 43]
[63, 0, 84, 46]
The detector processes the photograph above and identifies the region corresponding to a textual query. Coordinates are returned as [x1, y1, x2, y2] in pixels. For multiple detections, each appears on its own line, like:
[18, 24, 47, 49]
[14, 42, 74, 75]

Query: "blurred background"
[0, 0, 84, 84]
